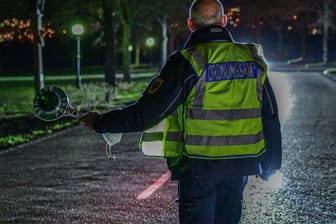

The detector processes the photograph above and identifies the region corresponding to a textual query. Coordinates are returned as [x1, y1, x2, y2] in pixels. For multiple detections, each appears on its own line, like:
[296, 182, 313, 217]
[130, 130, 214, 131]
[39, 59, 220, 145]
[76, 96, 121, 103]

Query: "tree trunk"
[121, 21, 131, 83]
[135, 42, 140, 66]
[322, 0, 329, 64]
[103, 0, 116, 86]
[161, 14, 168, 68]
[120, 2, 131, 83]
[31, 0, 45, 95]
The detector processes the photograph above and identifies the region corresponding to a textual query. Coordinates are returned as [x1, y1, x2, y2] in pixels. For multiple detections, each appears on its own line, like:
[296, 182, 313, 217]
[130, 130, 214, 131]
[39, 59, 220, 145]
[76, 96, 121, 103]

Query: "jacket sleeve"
[260, 77, 282, 172]
[92, 52, 197, 134]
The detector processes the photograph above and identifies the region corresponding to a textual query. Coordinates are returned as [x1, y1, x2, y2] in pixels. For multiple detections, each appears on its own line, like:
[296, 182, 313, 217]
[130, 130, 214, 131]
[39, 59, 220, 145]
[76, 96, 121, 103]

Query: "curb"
[322, 67, 336, 82]
[0, 125, 82, 155]
[323, 73, 336, 82]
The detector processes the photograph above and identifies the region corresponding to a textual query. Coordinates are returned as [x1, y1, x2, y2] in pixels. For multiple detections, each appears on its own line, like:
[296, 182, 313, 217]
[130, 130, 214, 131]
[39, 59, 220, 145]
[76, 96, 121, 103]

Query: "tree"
[0, 0, 31, 20]
[143, 0, 190, 67]
[290, 0, 336, 64]
[322, 0, 330, 64]
[50, 0, 117, 87]
[0, 0, 46, 93]
[266, 0, 298, 59]
[47, 0, 189, 86]
[231, 0, 336, 62]
[320, 0, 336, 64]
[232, 0, 297, 58]
[111, 0, 190, 83]
[102, 0, 117, 86]
[30, 0, 45, 94]
[114, 0, 133, 83]
[233, 0, 271, 43]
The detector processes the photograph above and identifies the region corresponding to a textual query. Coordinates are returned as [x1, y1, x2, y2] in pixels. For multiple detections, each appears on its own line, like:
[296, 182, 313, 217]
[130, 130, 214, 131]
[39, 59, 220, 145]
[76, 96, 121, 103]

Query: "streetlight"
[146, 37, 155, 48]
[71, 24, 84, 88]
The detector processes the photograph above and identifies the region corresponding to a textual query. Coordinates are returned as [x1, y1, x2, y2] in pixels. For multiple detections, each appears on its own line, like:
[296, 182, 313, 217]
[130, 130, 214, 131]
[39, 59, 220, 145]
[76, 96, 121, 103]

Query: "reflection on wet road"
[0, 71, 335, 223]
[241, 72, 336, 223]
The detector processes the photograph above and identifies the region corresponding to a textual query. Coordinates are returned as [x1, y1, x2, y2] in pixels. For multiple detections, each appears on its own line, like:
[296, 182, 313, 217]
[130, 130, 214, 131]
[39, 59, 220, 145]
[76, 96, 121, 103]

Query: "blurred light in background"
[0, 18, 54, 43]
[71, 24, 84, 36]
[146, 37, 155, 48]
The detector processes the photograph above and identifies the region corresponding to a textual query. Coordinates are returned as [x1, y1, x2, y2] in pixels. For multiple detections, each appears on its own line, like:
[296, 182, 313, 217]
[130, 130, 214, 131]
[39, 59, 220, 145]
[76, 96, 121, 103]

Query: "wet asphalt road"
[0, 71, 335, 224]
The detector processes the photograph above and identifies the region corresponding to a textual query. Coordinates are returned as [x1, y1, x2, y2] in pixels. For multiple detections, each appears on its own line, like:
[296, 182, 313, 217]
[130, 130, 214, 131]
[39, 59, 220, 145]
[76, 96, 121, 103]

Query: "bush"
[0, 79, 151, 149]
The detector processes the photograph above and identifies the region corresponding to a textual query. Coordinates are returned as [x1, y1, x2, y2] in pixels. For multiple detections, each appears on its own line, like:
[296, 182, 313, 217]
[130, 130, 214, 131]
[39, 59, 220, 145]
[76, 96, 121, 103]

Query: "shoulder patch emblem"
[147, 78, 164, 94]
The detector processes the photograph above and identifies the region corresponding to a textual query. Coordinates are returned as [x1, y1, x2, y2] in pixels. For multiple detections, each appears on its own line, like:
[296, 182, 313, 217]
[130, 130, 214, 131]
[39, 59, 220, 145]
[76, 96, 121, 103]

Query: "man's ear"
[221, 15, 228, 27]
[187, 18, 196, 32]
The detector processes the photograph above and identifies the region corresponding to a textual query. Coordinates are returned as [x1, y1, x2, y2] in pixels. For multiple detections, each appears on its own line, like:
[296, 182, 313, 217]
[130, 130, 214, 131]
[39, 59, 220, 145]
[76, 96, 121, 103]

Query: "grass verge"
[0, 75, 153, 149]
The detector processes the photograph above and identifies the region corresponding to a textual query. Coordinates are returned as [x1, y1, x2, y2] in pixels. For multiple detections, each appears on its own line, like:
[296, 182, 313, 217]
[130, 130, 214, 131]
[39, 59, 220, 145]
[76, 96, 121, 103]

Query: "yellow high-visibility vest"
[140, 42, 267, 159]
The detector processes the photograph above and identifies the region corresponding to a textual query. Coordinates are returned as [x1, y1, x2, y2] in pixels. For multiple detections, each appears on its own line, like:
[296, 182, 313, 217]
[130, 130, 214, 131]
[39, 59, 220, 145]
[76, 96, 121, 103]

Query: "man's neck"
[183, 25, 234, 49]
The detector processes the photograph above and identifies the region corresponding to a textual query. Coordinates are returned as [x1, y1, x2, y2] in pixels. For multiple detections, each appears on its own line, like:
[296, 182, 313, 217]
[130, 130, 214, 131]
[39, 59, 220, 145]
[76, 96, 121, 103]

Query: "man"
[80, 0, 282, 223]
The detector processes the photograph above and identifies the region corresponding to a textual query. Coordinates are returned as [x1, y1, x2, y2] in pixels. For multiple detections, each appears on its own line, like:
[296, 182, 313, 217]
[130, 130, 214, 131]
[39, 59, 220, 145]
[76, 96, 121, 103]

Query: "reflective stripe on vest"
[140, 111, 184, 158]
[188, 108, 261, 120]
[140, 120, 165, 157]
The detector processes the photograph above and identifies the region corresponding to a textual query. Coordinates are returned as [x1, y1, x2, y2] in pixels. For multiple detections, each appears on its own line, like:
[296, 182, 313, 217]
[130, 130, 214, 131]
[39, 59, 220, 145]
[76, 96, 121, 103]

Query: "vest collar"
[183, 26, 234, 49]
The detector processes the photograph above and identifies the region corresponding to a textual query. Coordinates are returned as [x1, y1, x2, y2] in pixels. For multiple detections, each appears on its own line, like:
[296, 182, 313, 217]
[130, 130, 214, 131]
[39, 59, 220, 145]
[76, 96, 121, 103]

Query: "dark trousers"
[178, 175, 248, 224]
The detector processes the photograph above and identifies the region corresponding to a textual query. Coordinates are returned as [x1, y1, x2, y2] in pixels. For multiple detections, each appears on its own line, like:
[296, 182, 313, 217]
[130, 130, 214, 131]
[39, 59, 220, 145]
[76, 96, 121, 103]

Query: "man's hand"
[79, 112, 100, 131]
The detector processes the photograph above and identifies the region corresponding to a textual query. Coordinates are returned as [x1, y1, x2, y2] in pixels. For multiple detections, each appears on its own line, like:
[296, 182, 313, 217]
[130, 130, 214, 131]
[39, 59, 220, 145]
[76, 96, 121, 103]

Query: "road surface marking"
[136, 171, 170, 200]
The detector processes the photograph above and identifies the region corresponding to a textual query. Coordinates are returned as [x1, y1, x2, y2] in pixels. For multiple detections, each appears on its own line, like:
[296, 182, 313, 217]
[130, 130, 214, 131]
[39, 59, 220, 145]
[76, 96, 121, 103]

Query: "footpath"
[270, 62, 336, 82]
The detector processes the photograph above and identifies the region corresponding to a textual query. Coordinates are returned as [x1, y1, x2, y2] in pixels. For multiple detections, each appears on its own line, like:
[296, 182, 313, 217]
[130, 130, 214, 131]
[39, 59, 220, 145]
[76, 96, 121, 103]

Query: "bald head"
[188, 0, 226, 30]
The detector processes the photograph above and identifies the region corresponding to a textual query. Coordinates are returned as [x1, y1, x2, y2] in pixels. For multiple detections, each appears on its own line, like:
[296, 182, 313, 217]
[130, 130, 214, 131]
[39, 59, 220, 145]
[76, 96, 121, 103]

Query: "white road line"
[136, 171, 171, 200]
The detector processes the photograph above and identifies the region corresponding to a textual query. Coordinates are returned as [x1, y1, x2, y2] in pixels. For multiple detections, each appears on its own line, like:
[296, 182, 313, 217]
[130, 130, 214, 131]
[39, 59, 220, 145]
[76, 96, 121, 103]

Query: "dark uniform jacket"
[93, 26, 282, 180]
